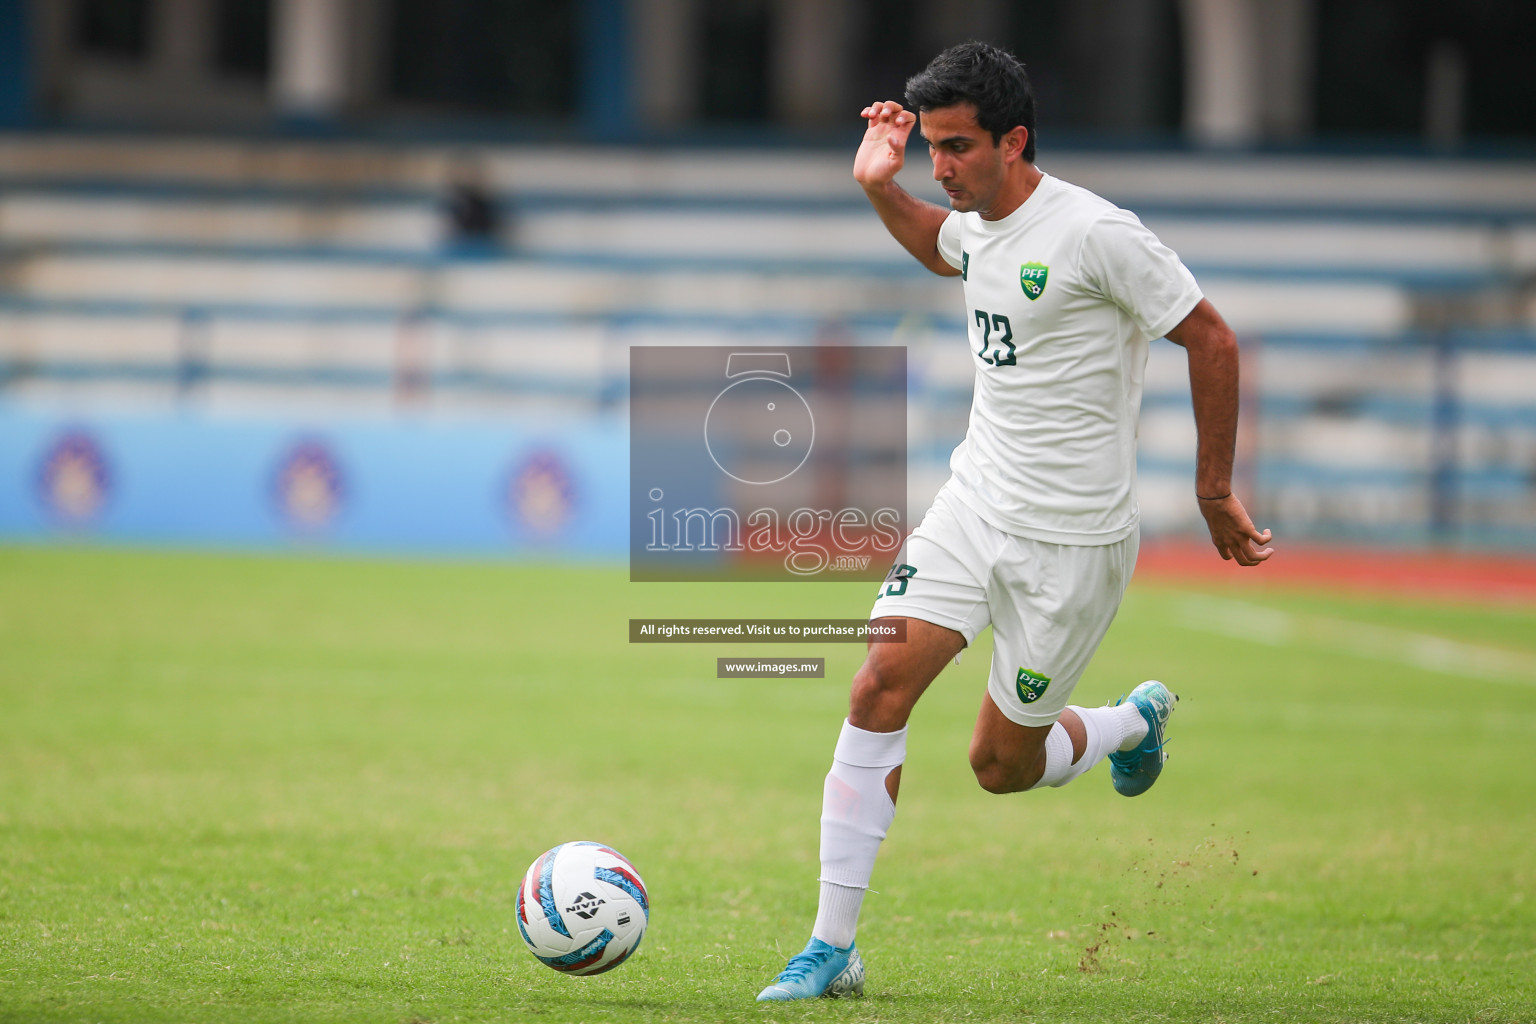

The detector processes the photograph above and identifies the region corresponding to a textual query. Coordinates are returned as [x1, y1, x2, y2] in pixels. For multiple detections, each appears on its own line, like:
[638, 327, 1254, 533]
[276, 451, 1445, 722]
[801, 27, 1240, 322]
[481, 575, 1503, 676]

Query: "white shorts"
[869, 483, 1138, 728]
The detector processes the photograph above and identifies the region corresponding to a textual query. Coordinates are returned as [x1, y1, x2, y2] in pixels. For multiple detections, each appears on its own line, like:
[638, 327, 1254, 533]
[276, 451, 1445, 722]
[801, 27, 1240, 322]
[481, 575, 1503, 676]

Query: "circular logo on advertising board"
[36, 430, 112, 525]
[508, 450, 576, 535]
[273, 438, 345, 531]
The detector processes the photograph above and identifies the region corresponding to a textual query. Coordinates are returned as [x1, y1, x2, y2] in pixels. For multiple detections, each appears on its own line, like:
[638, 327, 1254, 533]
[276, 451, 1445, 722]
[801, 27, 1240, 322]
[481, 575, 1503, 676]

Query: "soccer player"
[756, 42, 1274, 1002]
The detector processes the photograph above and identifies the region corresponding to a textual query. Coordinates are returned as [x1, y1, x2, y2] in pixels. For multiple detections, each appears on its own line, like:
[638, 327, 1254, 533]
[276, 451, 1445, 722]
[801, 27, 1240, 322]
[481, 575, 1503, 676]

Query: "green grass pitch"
[1, 546, 1533, 1023]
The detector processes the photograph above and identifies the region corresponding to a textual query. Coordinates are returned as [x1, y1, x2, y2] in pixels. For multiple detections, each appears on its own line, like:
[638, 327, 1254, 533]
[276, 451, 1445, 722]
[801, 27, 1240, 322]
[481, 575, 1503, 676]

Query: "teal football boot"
[755, 937, 864, 1001]
[1108, 680, 1178, 797]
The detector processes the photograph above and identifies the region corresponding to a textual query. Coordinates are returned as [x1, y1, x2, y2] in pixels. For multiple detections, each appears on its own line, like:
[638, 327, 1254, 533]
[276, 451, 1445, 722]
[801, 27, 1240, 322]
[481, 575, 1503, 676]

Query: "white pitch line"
[1176, 594, 1536, 687]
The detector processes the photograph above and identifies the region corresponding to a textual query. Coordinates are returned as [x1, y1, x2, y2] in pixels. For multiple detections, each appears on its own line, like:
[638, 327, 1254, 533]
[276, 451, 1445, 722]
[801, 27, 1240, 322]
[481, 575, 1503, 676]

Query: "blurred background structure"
[1, 0, 1534, 556]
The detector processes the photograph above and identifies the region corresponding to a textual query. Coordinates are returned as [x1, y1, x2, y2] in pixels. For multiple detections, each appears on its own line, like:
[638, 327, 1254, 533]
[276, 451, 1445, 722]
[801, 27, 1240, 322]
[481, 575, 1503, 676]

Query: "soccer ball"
[516, 841, 649, 975]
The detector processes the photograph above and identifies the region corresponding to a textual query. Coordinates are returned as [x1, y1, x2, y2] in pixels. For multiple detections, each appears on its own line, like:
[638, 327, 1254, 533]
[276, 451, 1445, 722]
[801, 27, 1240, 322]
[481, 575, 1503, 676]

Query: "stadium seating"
[1, 136, 1533, 545]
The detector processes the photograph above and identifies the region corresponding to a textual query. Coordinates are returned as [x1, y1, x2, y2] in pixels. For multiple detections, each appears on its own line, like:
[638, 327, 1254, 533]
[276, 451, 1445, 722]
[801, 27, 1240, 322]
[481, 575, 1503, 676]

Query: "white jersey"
[935, 172, 1202, 545]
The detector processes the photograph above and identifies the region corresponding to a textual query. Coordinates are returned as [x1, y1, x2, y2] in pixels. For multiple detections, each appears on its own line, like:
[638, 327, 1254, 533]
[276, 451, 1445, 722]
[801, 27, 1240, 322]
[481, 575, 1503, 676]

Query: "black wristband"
[1197, 492, 1232, 501]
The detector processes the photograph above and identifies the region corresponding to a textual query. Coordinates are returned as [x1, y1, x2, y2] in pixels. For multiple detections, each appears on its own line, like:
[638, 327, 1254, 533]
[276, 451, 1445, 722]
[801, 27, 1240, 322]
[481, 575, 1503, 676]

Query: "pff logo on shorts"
[1016, 666, 1052, 704]
[1019, 262, 1049, 301]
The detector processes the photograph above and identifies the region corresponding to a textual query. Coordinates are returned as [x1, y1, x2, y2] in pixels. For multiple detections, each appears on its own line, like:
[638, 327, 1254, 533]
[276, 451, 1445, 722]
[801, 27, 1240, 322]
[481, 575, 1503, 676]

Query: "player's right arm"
[854, 101, 960, 278]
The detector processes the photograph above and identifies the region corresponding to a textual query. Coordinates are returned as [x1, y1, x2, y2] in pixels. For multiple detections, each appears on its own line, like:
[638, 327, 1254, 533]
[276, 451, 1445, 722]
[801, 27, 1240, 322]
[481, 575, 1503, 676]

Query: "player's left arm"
[1165, 299, 1274, 566]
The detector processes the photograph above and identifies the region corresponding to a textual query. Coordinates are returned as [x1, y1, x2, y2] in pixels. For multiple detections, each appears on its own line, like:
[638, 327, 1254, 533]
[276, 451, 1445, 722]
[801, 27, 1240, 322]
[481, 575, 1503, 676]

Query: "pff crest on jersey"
[1020, 262, 1049, 300]
[1016, 666, 1052, 704]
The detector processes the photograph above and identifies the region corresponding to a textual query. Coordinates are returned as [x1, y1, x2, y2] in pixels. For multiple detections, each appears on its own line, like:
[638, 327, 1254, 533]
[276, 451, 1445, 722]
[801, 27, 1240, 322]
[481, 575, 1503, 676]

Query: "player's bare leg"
[970, 685, 1176, 796]
[846, 615, 967, 795]
[849, 617, 964, 724]
[968, 699, 1079, 793]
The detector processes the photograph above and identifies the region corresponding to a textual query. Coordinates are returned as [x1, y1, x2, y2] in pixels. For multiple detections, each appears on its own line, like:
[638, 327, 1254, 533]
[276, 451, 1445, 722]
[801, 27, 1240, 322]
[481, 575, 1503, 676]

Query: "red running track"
[1135, 538, 1536, 606]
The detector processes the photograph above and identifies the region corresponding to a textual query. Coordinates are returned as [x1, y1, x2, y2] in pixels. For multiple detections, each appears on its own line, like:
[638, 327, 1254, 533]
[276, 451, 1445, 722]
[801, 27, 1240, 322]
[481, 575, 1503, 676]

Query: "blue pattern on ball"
[594, 865, 649, 914]
[537, 844, 572, 938]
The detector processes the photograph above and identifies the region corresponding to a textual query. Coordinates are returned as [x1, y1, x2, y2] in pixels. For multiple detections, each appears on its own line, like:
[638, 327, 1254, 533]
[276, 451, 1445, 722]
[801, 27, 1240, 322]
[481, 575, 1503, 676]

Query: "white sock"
[1027, 722, 1075, 789]
[811, 719, 905, 949]
[1098, 701, 1151, 752]
[1028, 703, 1147, 790]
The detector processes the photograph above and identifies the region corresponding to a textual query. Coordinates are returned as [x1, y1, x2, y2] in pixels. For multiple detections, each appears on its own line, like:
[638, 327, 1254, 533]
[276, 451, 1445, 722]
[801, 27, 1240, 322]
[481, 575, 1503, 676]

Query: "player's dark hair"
[904, 41, 1036, 161]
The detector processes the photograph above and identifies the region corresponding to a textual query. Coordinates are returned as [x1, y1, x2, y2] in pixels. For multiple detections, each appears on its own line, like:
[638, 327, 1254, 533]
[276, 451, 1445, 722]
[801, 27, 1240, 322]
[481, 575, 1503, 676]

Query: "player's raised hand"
[1197, 493, 1274, 566]
[854, 101, 916, 190]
